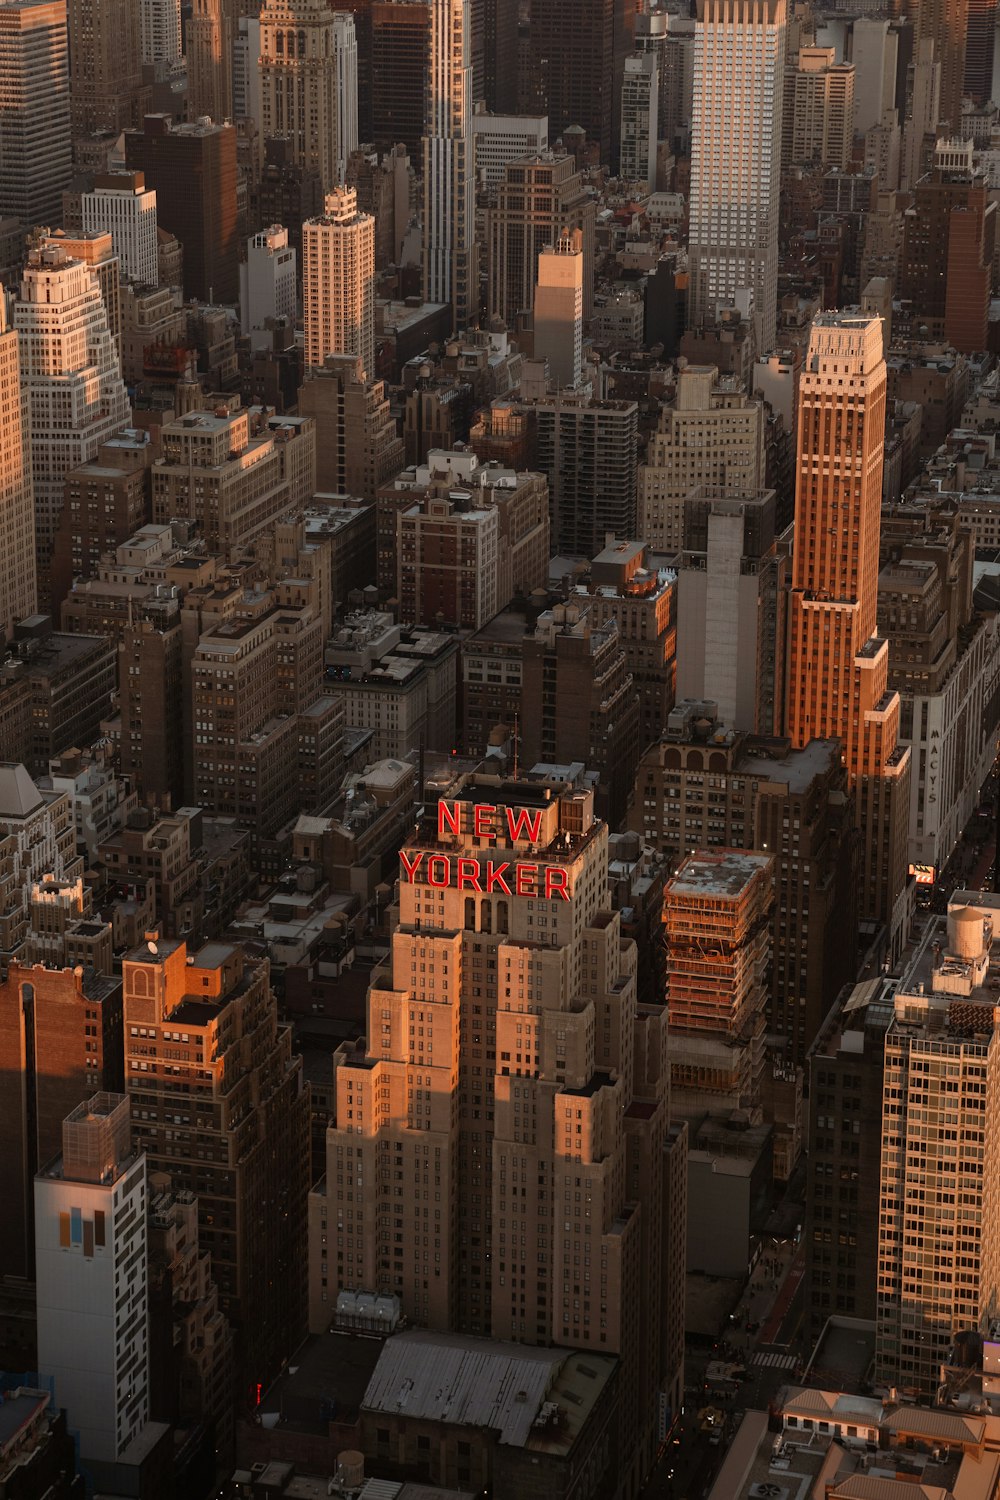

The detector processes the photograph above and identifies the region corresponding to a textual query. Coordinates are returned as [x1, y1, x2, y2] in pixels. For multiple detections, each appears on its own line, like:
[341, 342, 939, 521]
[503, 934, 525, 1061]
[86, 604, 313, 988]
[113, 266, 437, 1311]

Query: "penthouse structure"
[310, 774, 687, 1496]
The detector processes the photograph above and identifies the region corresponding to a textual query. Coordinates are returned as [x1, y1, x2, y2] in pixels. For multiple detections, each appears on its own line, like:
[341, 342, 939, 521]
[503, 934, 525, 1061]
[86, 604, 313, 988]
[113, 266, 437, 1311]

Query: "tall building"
[917, 0, 967, 131]
[333, 12, 359, 183]
[259, 0, 356, 193]
[786, 312, 910, 950]
[875, 896, 1000, 1396]
[0, 296, 36, 638]
[124, 114, 239, 306]
[187, 0, 235, 122]
[898, 140, 996, 356]
[520, 606, 640, 825]
[66, 0, 144, 136]
[303, 187, 375, 377]
[675, 488, 787, 736]
[81, 173, 158, 288]
[638, 364, 766, 556]
[310, 774, 686, 1495]
[0, 954, 122, 1282]
[370, 0, 430, 159]
[487, 153, 595, 326]
[531, 0, 619, 165]
[472, 105, 548, 188]
[805, 978, 892, 1346]
[123, 937, 309, 1394]
[240, 225, 297, 341]
[298, 354, 405, 499]
[784, 46, 855, 170]
[0, 0, 71, 228]
[15, 246, 130, 604]
[527, 390, 638, 559]
[630, 711, 858, 1066]
[964, 0, 996, 103]
[532, 230, 584, 391]
[688, 0, 786, 352]
[139, 0, 182, 65]
[35, 1094, 148, 1465]
[422, 0, 475, 329]
[664, 851, 773, 1121]
[620, 52, 658, 189]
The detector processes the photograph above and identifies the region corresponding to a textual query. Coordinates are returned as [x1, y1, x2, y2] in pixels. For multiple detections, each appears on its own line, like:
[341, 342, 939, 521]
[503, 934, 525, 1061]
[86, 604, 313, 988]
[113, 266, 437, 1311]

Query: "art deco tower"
[786, 312, 910, 949]
[259, 0, 358, 192]
[310, 775, 687, 1496]
[688, 0, 786, 353]
[422, 0, 475, 330]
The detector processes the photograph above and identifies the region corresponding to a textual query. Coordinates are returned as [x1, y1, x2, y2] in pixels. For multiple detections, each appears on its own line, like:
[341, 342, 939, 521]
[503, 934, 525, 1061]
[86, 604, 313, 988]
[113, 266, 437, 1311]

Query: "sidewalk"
[725, 1239, 801, 1357]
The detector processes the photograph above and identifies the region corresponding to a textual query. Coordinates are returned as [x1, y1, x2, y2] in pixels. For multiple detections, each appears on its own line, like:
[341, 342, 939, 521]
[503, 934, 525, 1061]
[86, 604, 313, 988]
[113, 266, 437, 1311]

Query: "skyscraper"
[35, 1094, 148, 1465]
[531, 0, 619, 165]
[124, 114, 239, 305]
[688, 0, 786, 353]
[81, 172, 159, 287]
[303, 187, 375, 376]
[620, 52, 658, 188]
[0, 0, 71, 228]
[422, 0, 475, 330]
[487, 153, 595, 326]
[14, 245, 130, 604]
[533, 230, 584, 391]
[66, 0, 144, 136]
[0, 297, 36, 637]
[259, 0, 357, 193]
[333, 12, 359, 183]
[310, 774, 686, 1494]
[122, 937, 309, 1394]
[187, 0, 232, 120]
[139, 0, 182, 65]
[786, 312, 911, 949]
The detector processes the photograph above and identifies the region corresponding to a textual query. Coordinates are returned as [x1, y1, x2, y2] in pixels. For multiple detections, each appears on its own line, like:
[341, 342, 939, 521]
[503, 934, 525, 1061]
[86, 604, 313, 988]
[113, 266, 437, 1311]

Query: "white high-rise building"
[533, 229, 584, 390]
[139, 0, 181, 64]
[15, 245, 131, 593]
[240, 224, 297, 341]
[35, 1093, 148, 1465]
[620, 53, 659, 189]
[333, 12, 359, 184]
[422, 0, 475, 329]
[0, 0, 72, 227]
[303, 187, 375, 376]
[81, 172, 159, 287]
[260, 0, 356, 193]
[0, 295, 35, 637]
[688, 0, 786, 353]
[472, 105, 548, 188]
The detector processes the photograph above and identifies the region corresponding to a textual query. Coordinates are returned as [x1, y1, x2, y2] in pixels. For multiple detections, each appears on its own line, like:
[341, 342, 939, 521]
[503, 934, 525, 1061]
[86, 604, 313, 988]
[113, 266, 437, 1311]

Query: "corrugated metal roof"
[830, 1478, 949, 1500]
[361, 1330, 565, 1446]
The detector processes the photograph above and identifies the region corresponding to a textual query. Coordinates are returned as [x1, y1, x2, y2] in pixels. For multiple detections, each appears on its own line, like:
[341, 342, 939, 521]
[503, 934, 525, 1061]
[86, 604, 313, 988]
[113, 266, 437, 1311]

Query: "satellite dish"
[147, 939, 158, 955]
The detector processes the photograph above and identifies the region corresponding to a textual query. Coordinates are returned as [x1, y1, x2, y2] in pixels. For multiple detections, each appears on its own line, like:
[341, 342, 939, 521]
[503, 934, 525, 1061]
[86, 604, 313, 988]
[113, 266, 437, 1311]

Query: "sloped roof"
[0, 763, 44, 820]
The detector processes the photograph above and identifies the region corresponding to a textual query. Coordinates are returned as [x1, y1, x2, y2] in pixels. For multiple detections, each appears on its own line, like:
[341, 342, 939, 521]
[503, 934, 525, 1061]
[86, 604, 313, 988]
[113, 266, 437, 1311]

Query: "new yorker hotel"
[310, 775, 683, 1484]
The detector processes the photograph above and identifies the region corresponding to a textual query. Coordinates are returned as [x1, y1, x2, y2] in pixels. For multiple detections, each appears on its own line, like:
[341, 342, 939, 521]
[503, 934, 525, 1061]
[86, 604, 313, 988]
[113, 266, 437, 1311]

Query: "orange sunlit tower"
[786, 311, 910, 951]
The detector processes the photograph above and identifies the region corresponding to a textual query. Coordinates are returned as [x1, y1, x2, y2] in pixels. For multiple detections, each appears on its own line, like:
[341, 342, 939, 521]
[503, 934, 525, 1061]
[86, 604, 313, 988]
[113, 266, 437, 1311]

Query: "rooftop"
[362, 1330, 616, 1454]
[669, 850, 772, 900]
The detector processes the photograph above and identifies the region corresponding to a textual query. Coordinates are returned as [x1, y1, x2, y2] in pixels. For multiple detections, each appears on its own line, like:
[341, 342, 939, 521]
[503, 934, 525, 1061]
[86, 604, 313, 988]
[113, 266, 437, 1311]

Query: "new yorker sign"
[397, 798, 572, 900]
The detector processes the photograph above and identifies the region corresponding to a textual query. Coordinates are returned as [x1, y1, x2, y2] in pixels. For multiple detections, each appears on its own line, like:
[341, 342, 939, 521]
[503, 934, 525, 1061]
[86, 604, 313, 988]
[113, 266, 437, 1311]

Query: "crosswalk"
[752, 1351, 798, 1370]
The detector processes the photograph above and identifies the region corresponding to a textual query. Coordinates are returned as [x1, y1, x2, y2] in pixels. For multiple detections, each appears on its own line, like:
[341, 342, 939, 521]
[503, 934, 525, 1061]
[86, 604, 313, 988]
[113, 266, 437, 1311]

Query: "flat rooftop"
[669, 849, 772, 899]
[738, 736, 840, 794]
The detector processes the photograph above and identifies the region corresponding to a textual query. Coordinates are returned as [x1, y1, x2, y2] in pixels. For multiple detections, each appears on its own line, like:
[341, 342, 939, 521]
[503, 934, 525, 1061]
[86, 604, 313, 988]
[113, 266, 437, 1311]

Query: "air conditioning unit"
[750, 1487, 786, 1500]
